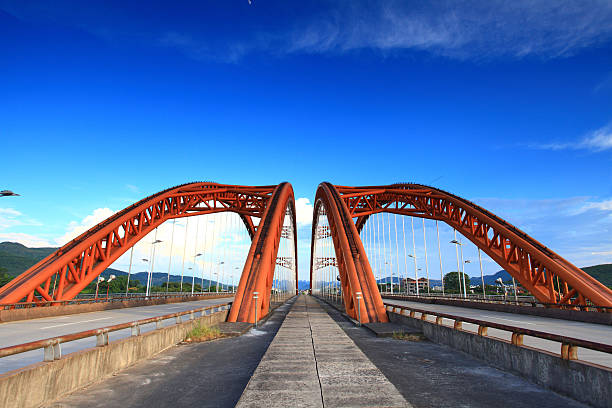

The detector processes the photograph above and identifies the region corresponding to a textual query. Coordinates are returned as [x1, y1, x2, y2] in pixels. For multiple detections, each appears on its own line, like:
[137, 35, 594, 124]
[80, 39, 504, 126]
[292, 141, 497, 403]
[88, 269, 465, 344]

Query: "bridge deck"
[0, 296, 234, 373]
[236, 294, 410, 408]
[385, 298, 612, 367]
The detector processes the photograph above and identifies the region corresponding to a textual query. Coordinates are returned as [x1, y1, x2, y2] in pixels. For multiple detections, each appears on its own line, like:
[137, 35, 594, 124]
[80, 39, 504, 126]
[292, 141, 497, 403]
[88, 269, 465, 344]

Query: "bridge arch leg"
[310, 183, 388, 323]
[228, 182, 298, 323]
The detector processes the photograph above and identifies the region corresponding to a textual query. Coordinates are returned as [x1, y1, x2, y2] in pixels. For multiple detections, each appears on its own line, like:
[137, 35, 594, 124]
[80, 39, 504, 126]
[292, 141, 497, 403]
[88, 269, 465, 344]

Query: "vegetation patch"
[184, 322, 223, 343]
[392, 331, 426, 342]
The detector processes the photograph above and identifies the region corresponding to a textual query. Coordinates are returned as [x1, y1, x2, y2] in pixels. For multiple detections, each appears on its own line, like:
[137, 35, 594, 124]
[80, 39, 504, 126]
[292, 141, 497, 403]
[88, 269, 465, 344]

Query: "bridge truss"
[0, 182, 298, 323]
[310, 183, 612, 323]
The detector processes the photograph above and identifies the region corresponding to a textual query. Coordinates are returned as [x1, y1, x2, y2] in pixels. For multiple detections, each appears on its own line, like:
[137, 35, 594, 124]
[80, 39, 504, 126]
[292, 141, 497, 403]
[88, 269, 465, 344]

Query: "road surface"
[0, 296, 233, 373]
[385, 298, 612, 367]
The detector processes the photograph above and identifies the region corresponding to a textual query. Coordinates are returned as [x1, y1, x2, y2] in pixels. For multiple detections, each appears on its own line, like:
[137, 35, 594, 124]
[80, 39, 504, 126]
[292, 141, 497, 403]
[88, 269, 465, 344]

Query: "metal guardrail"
[0, 301, 233, 362]
[384, 302, 612, 362]
[382, 294, 612, 313]
[0, 292, 233, 310]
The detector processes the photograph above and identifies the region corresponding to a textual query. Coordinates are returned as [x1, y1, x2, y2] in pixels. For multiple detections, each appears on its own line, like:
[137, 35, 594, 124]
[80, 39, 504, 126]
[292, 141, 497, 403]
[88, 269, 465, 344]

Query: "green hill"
[0, 242, 611, 290]
[0, 242, 56, 276]
[582, 264, 612, 288]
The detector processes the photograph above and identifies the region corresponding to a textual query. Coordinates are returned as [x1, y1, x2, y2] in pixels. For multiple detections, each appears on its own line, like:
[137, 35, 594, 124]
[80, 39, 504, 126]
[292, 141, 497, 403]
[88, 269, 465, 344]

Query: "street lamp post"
[95, 276, 105, 299]
[106, 275, 116, 299]
[496, 277, 508, 301]
[192, 254, 202, 295]
[146, 238, 163, 297]
[450, 236, 465, 297]
[218, 261, 225, 293]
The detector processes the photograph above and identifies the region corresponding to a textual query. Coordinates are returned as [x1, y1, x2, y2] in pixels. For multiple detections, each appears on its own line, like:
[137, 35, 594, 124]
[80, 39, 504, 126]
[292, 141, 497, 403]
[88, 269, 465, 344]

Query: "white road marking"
[40, 316, 116, 329]
[477, 315, 536, 325]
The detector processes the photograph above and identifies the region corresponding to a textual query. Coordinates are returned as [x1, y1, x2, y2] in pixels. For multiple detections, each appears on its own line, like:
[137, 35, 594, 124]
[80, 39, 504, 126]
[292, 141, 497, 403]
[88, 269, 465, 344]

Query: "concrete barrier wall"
[388, 311, 612, 408]
[382, 295, 612, 325]
[0, 294, 232, 323]
[0, 309, 229, 408]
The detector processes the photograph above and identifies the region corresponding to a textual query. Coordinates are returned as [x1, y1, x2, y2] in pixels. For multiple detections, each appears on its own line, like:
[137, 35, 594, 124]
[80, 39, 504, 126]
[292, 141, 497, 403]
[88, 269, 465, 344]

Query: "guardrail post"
[190, 311, 195, 320]
[478, 325, 488, 336]
[156, 318, 162, 329]
[356, 292, 362, 326]
[131, 323, 140, 336]
[435, 316, 443, 325]
[420, 313, 428, 321]
[53, 340, 62, 360]
[201, 308, 207, 317]
[409, 310, 415, 318]
[453, 320, 462, 330]
[176, 315, 182, 324]
[511, 333, 524, 346]
[253, 292, 259, 327]
[43, 340, 58, 362]
[561, 343, 578, 360]
[96, 329, 109, 347]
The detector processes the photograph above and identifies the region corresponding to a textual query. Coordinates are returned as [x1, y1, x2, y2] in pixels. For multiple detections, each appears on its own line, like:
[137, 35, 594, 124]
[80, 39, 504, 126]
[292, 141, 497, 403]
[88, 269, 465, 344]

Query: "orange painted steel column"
[310, 183, 388, 323]
[228, 182, 297, 323]
[335, 183, 612, 309]
[0, 183, 278, 305]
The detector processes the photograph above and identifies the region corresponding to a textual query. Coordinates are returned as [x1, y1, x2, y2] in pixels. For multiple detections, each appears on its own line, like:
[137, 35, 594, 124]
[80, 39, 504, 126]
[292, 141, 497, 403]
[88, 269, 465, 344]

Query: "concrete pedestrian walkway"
[236, 295, 410, 408]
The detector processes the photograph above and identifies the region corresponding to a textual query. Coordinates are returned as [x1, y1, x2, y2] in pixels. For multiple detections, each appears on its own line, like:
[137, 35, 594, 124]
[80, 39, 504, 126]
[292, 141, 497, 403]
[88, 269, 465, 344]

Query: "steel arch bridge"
[0, 182, 298, 323]
[309, 183, 612, 323]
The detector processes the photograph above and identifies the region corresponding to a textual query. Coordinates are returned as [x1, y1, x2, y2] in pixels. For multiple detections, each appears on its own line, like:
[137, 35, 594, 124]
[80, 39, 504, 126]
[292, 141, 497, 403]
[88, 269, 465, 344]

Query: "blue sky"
[1, 1, 611, 281]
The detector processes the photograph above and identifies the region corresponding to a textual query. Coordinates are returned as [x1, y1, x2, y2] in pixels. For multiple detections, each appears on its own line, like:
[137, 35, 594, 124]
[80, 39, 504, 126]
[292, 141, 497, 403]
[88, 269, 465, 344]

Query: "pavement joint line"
[236, 295, 411, 408]
[307, 297, 326, 408]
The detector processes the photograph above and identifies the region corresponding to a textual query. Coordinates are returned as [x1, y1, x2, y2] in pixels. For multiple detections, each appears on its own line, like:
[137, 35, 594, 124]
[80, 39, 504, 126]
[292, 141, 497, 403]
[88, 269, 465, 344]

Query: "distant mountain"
[0, 242, 56, 276]
[97, 269, 220, 288]
[1, 242, 611, 289]
[582, 264, 612, 288]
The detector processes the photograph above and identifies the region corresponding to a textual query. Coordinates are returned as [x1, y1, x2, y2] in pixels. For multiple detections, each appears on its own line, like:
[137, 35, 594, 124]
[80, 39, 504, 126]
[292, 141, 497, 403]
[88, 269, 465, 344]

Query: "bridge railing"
[384, 302, 612, 363]
[382, 293, 612, 313]
[0, 291, 233, 310]
[0, 302, 233, 362]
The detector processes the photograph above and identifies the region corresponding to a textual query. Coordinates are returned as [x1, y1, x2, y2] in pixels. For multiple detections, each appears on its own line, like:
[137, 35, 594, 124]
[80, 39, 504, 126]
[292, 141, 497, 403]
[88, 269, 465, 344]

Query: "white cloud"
[474, 195, 612, 268]
[55, 208, 116, 245]
[579, 199, 612, 213]
[0, 208, 47, 247]
[0, 232, 52, 247]
[295, 197, 313, 227]
[532, 122, 612, 152]
[0, 208, 23, 229]
[580, 124, 612, 151]
[125, 184, 140, 193]
[7, 1, 610, 63]
[159, 1, 612, 62]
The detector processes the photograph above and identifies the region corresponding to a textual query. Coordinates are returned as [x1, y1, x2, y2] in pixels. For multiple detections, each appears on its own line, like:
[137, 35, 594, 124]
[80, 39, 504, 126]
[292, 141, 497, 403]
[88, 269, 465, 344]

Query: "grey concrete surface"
[386, 298, 612, 367]
[236, 295, 410, 408]
[388, 310, 612, 408]
[381, 295, 612, 325]
[47, 298, 296, 408]
[0, 308, 229, 408]
[316, 298, 590, 408]
[0, 296, 233, 373]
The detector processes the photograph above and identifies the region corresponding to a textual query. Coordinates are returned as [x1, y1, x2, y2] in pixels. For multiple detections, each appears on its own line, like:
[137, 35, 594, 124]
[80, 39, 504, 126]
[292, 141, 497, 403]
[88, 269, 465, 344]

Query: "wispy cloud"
[533, 122, 612, 152]
[55, 207, 116, 245]
[5, 1, 611, 63]
[159, 1, 612, 62]
[475, 195, 612, 267]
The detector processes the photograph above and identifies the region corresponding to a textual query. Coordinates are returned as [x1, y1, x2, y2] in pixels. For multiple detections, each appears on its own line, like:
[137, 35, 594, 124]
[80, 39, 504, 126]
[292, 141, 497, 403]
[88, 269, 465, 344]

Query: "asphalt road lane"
[0, 296, 233, 373]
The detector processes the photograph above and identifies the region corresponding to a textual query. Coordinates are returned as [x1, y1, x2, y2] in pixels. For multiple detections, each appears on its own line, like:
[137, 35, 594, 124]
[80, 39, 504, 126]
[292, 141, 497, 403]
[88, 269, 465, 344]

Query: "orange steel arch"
[309, 183, 389, 323]
[0, 182, 298, 322]
[333, 183, 612, 309]
[228, 182, 298, 323]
